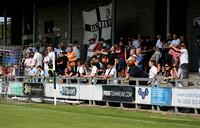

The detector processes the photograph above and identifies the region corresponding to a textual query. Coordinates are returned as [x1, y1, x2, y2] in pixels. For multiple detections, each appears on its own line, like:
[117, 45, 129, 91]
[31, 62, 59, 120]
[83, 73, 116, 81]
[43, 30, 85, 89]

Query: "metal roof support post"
[166, 0, 170, 39]
[111, 0, 116, 46]
[4, 10, 7, 45]
[68, 0, 72, 43]
[33, 3, 36, 47]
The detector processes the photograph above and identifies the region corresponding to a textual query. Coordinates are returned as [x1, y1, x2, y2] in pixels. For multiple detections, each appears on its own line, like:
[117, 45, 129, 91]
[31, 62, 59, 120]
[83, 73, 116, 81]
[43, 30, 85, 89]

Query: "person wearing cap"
[97, 62, 118, 85]
[72, 41, 80, 60]
[86, 38, 96, 67]
[170, 42, 189, 87]
[33, 48, 43, 67]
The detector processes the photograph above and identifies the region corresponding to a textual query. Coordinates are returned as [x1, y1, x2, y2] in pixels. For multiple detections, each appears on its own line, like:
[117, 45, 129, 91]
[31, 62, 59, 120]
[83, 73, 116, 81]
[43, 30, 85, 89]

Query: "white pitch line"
[150, 116, 200, 122]
[0, 104, 199, 128]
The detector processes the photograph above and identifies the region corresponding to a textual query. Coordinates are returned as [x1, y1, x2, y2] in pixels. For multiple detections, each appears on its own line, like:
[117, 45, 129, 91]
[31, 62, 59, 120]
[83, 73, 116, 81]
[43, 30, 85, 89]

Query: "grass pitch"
[0, 102, 199, 128]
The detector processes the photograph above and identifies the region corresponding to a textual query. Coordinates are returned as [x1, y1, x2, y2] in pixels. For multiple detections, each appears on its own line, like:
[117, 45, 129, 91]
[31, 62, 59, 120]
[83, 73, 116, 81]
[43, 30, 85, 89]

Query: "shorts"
[150, 53, 160, 64]
[118, 58, 125, 70]
[181, 63, 189, 78]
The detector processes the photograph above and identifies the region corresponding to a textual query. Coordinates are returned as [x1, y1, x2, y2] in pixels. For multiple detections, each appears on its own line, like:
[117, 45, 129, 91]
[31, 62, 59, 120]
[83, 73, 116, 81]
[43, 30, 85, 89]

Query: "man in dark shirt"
[127, 60, 148, 85]
[57, 51, 68, 75]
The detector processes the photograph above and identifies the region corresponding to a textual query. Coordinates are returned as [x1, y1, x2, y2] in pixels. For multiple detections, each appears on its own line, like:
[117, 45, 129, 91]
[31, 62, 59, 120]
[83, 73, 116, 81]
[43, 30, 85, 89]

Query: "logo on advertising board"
[138, 88, 149, 99]
[102, 85, 134, 102]
[60, 87, 77, 96]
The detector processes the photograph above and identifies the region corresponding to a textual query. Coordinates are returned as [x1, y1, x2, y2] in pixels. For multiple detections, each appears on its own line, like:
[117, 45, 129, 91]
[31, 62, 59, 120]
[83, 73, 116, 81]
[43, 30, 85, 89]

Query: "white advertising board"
[135, 86, 151, 104]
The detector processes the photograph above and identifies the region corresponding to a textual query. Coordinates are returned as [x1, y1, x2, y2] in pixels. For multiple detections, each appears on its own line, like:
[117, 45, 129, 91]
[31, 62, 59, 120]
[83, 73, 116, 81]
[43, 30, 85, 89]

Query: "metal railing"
[1, 76, 199, 88]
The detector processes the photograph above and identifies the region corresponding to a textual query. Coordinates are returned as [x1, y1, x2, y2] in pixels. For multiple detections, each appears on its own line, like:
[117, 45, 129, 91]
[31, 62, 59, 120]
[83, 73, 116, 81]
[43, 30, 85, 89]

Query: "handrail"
[0, 76, 199, 88]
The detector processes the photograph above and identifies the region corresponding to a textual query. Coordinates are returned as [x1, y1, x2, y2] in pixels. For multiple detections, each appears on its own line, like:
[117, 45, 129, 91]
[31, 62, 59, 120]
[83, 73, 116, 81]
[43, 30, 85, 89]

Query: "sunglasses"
[172, 66, 176, 68]
[165, 66, 169, 67]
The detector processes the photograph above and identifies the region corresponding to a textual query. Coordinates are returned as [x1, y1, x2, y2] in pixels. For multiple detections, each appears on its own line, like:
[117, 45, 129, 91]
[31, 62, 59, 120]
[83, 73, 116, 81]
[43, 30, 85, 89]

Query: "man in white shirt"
[84, 61, 98, 78]
[103, 63, 118, 85]
[47, 46, 53, 61]
[55, 43, 63, 58]
[43, 51, 50, 76]
[33, 49, 43, 67]
[72, 41, 80, 59]
[86, 38, 96, 67]
[170, 34, 180, 47]
[132, 35, 139, 49]
[147, 60, 158, 85]
[170, 42, 189, 86]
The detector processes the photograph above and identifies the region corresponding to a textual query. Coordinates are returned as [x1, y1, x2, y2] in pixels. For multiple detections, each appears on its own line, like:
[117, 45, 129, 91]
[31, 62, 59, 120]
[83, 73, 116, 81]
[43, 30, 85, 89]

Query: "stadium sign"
[102, 85, 134, 102]
[151, 87, 172, 106]
[0, 82, 6, 94]
[135, 86, 151, 104]
[57, 84, 80, 99]
[172, 88, 200, 108]
[60, 87, 77, 96]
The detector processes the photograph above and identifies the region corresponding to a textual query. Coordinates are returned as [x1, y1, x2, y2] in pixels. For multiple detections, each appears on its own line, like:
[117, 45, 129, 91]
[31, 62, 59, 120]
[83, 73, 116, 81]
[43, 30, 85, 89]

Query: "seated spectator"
[73, 62, 88, 83]
[97, 62, 118, 85]
[172, 63, 185, 87]
[36, 65, 44, 77]
[28, 64, 38, 77]
[65, 65, 76, 77]
[147, 60, 158, 85]
[84, 61, 98, 78]
[91, 55, 103, 75]
[136, 48, 144, 69]
[127, 60, 149, 85]
[101, 56, 108, 70]
[163, 63, 174, 86]
[86, 38, 96, 67]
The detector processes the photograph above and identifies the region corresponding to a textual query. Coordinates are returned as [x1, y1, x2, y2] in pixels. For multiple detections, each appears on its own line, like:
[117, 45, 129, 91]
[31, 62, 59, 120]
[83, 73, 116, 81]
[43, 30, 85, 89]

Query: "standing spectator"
[47, 46, 53, 61]
[107, 46, 118, 68]
[73, 41, 80, 60]
[142, 36, 154, 72]
[26, 42, 35, 54]
[96, 46, 108, 61]
[162, 36, 173, 65]
[57, 51, 68, 75]
[55, 43, 63, 58]
[65, 41, 73, 53]
[136, 48, 144, 69]
[132, 35, 139, 49]
[116, 41, 125, 77]
[39, 43, 45, 54]
[147, 60, 158, 85]
[33, 49, 43, 67]
[24, 53, 34, 67]
[150, 33, 163, 74]
[86, 38, 96, 67]
[125, 39, 135, 64]
[99, 38, 110, 51]
[43, 51, 50, 76]
[167, 32, 173, 45]
[168, 34, 181, 63]
[170, 42, 189, 87]
[66, 46, 77, 69]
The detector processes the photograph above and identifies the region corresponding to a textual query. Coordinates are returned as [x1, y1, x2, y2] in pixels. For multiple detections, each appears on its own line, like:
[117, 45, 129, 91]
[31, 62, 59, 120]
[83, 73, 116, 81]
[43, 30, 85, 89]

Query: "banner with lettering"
[82, 3, 112, 44]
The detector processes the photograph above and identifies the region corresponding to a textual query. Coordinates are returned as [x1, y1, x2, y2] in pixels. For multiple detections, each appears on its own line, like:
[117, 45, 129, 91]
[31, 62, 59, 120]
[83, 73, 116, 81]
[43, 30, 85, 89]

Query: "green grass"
[0, 102, 199, 128]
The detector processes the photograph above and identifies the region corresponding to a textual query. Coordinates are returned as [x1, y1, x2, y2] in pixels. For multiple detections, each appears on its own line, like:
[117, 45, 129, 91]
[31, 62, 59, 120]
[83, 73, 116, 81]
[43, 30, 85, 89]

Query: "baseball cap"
[180, 42, 186, 46]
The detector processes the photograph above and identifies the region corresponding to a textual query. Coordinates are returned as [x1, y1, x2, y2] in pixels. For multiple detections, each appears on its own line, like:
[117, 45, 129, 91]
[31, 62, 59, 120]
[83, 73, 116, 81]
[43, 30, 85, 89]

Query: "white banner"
[135, 86, 151, 104]
[57, 84, 80, 99]
[0, 82, 6, 94]
[172, 88, 200, 108]
[45, 84, 54, 97]
[92, 85, 103, 101]
[82, 3, 112, 44]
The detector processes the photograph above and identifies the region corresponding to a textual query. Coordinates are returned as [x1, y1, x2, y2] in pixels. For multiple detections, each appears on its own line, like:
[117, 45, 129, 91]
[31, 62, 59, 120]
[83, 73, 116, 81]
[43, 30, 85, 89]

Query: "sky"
[0, 17, 11, 22]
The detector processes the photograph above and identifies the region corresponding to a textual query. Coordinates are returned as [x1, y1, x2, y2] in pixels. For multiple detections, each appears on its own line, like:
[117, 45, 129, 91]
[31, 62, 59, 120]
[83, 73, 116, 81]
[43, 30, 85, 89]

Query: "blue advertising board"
[151, 87, 172, 105]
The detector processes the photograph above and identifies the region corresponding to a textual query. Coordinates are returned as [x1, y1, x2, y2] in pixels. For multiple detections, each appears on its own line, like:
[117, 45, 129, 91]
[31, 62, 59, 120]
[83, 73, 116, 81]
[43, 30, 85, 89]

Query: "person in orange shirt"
[66, 46, 77, 68]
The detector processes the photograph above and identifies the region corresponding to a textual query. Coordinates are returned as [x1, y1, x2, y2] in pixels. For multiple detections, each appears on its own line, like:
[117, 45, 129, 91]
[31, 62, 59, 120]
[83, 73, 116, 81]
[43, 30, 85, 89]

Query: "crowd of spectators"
[0, 32, 190, 87]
